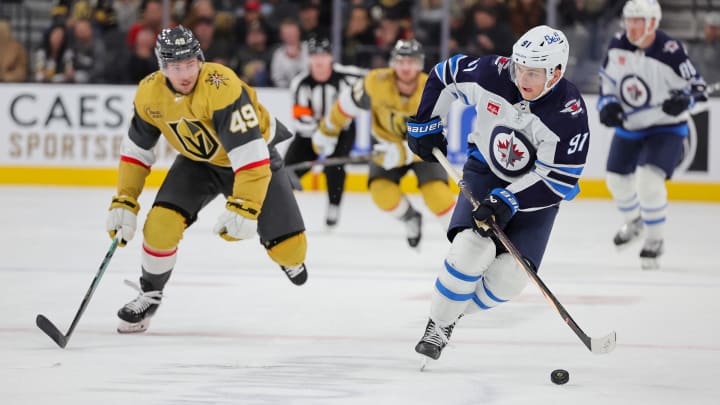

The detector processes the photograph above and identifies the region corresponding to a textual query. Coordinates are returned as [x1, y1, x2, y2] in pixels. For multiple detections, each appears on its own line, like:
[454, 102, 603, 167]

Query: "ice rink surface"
[1, 185, 719, 405]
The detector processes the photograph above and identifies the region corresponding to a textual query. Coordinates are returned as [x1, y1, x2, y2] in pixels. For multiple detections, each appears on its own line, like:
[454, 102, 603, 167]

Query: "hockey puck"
[551, 369, 569, 385]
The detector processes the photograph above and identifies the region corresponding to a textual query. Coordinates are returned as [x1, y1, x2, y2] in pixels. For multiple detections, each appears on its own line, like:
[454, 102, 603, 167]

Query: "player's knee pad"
[431, 229, 495, 323]
[143, 206, 186, 251]
[468, 253, 527, 313]
[266, 232, 307, 267]
[606, 172, 635, 201]
[369, 178, 402, 212]
[419, 180, 456, 216]
[436, 229, 496, 303]
[636, 165, 667, 208]
[142, 206, 185, 275]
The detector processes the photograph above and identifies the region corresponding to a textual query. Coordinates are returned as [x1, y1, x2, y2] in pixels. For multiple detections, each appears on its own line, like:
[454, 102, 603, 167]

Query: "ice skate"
[404, 210, 423, 248]
[640, 238, 663, 270]
[415, 317, 457, 370]
[326, 203, 340, 227]
[280, 262, 308, 285]
[117, 279, 163, 333]
[613, 217, 643, 248]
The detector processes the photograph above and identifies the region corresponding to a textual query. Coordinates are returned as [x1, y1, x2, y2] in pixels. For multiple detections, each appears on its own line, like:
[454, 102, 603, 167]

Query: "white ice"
[1, 185, 719, 405]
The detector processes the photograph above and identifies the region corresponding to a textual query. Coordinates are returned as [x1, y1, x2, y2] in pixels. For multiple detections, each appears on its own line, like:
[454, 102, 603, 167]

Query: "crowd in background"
[0, 0, 718, 91]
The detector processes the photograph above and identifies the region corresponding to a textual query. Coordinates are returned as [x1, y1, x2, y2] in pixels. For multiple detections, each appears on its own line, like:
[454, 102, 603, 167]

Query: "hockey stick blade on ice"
[36, 237, 120, 348]
[431, 148, 617, 354]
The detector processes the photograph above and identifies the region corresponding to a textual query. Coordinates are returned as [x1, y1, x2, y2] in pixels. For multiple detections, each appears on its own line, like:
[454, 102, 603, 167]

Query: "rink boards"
[0, 84, 718, 201]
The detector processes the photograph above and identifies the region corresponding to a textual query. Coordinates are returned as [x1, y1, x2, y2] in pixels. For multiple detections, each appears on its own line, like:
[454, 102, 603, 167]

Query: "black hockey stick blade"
[36, 314, 68, 348]
[284, 154, 372, 172]
[431, 148, 617, 355]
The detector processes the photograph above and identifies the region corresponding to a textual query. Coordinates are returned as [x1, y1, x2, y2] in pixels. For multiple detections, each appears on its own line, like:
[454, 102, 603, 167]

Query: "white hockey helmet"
[622, 0, 662, 25]
[511, 25, 569, 97]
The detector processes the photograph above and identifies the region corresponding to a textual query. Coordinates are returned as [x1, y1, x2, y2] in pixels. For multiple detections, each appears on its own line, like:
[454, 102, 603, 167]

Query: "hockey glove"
[106, 195, 140, 246]
[472, 188, 519, 232]
[311, 129, 339, 157]
[213, 197, 260, 241]
[598, 102, 624, 127]
[662, 89, 693, 116]
[407, 116, 446, 162]
[373, 141, 415, 170]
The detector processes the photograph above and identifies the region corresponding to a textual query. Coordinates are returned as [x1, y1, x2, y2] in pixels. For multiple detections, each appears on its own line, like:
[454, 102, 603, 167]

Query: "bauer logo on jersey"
[489, 126, 535, 176]
[560, 99, 583, 116]
[620, 75, 651, 108]
[168, 118, 219, 159]
[206, 71, 229, 89]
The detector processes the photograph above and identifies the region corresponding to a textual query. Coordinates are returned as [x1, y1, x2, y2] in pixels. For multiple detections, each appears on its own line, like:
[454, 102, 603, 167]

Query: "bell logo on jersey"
[168, 118, 219, 159]
[489, 126, 534, 177]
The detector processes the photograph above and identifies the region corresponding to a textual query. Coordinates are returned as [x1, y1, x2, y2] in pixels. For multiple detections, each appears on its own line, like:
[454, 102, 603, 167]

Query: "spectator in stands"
[0, 18, 28, 83]
[113, 0, 142, 34]
[127, 27, 158, 82]
[126, 0, 164, 49]
[189, 16, 232, 66]
[373, 14, 411, 68]
[234, 0, 276, 46]
[34, 24, 73, 83]
[343, 6, 376, 67]
[689, 12, 720, 85]
[270, 19, 307, 88]
[508, 0, 546, 39]
[235, 21, 273, 87]
[298, 1, 329, 40]
[462, 5, 514, 57]
[67, 18, 106, 83]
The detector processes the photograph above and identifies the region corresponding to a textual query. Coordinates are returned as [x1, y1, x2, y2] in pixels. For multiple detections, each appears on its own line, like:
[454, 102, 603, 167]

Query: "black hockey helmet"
[390, 38, 424, 66]
[155, 25, 204, 69]
[307, 36, 331, 55]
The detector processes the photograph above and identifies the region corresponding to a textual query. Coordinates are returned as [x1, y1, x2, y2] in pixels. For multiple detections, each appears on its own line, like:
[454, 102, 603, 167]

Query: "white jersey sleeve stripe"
[227, 138, 269, 172]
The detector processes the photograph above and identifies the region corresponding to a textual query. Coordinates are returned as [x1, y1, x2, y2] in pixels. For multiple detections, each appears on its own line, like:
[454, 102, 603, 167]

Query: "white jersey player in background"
[597, 0, 707, 269]
[407, 25, 589, 363]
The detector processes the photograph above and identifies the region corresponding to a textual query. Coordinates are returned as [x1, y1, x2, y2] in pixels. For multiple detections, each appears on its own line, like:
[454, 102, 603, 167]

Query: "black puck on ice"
[551, 369, 569, 385]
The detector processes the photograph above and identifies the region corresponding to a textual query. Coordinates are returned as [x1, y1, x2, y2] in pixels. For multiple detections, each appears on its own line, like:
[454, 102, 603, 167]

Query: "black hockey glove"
[662, 89, 693, 116]
[407, 116, 446, 162]
[598, 102, 624, 127]
[472, 188, 519, 232]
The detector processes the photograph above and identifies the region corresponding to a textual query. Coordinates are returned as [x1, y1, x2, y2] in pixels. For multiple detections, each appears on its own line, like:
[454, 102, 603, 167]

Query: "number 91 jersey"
[415, 54, 590, 211]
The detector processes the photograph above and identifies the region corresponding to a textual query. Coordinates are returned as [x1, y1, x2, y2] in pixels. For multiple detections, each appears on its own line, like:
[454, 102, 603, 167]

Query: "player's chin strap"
[430, 148, 617, 355]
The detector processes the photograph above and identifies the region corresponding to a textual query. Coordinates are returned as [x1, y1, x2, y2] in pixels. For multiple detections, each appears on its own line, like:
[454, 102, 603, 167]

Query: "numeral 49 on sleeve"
[230, 104, 259, 133]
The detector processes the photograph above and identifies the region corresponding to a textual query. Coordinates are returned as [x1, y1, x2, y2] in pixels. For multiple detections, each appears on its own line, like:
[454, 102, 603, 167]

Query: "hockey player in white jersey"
[407, 25, 590, 363]
[597, 0, 707, 269]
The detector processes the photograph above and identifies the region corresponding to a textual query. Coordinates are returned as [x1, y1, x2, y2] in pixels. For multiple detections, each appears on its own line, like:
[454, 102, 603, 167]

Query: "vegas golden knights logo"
[168, 118, 219, 159]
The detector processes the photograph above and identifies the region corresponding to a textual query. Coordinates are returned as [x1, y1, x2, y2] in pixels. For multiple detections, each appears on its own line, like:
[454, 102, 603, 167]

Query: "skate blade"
[640, 257, 660, 270]
[117, 318, 151, 334]
[419, 355, 431, 371]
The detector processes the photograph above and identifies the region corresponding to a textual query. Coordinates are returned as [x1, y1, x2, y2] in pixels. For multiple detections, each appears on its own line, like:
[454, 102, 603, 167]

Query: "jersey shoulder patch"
[199, 62, 243, 111]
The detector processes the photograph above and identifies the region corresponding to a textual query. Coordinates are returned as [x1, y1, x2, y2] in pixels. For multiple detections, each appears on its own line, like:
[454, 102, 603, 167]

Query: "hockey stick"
[36, 237, 120, 348]
[284, 154, 372, 172]
[431, 148, 616, 354]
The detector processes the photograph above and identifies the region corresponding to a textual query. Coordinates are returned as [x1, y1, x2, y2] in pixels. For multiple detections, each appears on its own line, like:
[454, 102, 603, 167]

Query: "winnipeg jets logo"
[495, 56, 511, 74]
[560, 99, 583, 116]
[489, 126, 535, 176]
[663, 40, 680, 54]
[620, 75, 651, 108]
[206, 71, 228, 89]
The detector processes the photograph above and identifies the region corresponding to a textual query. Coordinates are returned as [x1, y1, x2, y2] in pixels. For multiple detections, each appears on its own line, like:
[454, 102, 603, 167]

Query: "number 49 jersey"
[415, 54, 590, 212]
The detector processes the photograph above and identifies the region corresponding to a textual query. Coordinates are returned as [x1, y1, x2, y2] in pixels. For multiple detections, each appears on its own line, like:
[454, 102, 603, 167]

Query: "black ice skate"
[415, 317, 457, 370]
[403, 209, 422, 248]
[640, 239, 664, 270]
[117, 278, 163, 334]
[613, 217, 643, 248]
[280, 263, 308, 285]
[326, 203, 340, 227]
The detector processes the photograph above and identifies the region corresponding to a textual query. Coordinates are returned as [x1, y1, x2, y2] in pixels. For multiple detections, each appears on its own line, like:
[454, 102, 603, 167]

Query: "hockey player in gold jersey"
[106, 26, 308, 333]
[312, 39, 456, 248]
